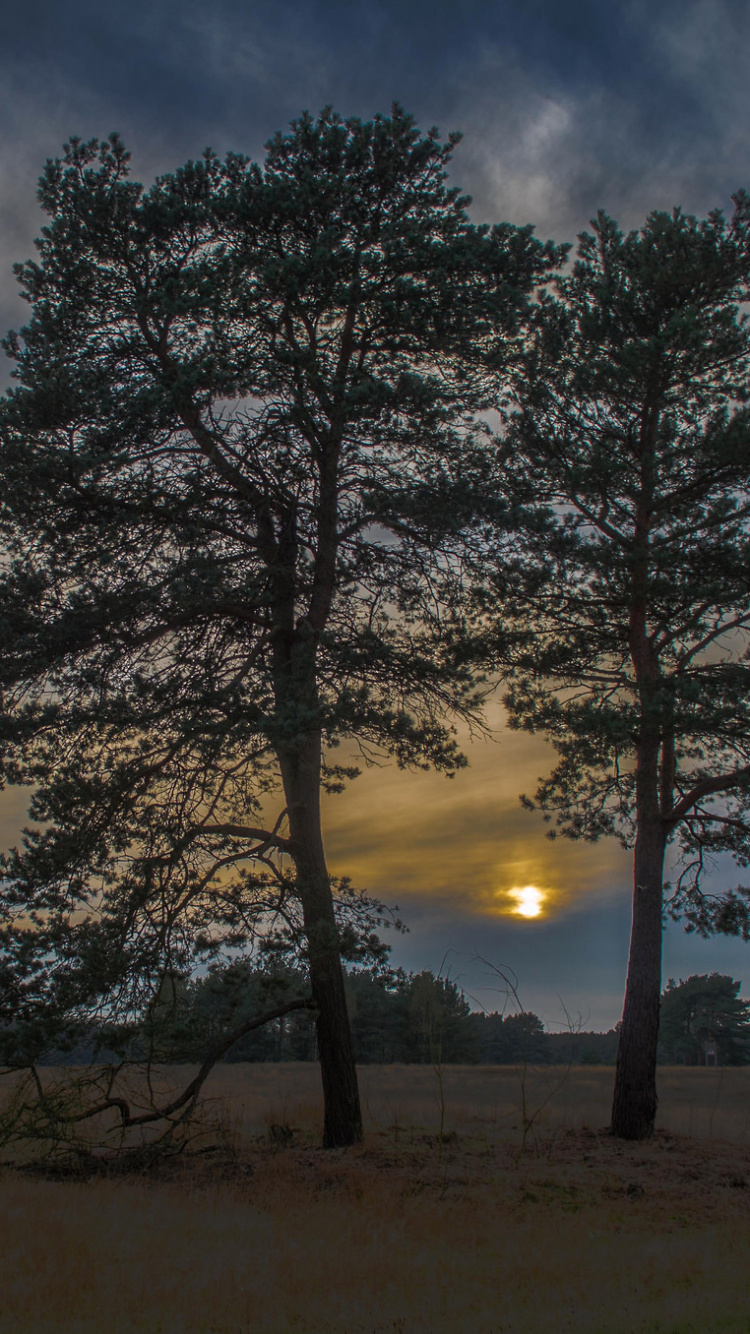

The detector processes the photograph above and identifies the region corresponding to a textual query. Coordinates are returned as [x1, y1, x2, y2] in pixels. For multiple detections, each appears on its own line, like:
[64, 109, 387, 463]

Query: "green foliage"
[184, 960, 316, 1062]
[544, 1028, 620, 1066]
[658, 973, 750, 1066]
[344, 968, 411, 1063]
[34, 955, 633, 1069]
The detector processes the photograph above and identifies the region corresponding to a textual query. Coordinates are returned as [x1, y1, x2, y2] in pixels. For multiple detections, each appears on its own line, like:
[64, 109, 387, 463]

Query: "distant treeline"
[37, 966, 750, 1069]
[39, 966, 620, 1067]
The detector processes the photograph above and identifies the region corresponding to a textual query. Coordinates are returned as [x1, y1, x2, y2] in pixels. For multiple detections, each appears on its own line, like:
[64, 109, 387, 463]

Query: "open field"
[200, 1061, 750, 1147]
[2, 1064, 750, 1332]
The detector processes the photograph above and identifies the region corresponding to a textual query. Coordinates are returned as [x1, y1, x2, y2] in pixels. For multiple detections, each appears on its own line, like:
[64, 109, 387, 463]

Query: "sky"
[2, 0, 750, 1028]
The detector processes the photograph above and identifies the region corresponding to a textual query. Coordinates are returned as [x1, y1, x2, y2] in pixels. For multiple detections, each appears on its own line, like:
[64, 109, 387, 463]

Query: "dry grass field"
[2, 1063, 750, 1333]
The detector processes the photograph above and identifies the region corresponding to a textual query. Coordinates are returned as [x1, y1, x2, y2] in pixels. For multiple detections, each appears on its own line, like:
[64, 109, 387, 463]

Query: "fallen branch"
[65, 994, 314, 1128]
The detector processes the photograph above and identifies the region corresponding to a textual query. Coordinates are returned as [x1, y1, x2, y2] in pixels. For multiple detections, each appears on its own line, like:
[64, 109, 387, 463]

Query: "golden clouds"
[323, 711, 630, 920]
[0, 708, 631, 927]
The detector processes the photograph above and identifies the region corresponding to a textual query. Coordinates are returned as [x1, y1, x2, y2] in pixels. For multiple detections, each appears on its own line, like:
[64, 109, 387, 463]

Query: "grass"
[200, 1061, 750, 1146]
[2, 1064, 750, 1332]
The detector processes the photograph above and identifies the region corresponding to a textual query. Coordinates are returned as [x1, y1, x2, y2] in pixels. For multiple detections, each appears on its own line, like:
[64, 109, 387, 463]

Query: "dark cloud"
[3, 0, 748, 332]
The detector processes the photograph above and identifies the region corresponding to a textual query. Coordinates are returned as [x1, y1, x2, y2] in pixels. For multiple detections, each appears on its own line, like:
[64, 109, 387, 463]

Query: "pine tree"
[0, 108, 559, 1147]
[658, 974, 750, 1066]
[493, 199, 750, 1137]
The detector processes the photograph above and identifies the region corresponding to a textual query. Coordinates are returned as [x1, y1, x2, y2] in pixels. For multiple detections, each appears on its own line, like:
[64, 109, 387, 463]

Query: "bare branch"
[67, 995, 313, 1128]
[668, 766, 750, 824]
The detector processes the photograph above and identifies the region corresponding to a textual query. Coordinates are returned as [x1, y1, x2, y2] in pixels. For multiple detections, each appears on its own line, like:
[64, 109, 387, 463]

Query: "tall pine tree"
[492, 199, 750, 1138]
[0, 108, 559, 1146]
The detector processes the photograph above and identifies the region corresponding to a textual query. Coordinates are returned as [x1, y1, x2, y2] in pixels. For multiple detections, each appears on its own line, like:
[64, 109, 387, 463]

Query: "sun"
[509, 885, 545, 918]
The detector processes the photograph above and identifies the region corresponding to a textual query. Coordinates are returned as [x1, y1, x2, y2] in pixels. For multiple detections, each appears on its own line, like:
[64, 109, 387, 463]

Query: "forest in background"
[37, 967, 750, 1069]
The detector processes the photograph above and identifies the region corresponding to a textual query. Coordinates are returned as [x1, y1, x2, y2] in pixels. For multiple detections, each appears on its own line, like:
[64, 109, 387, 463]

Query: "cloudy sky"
[2, 0, 750, 1027]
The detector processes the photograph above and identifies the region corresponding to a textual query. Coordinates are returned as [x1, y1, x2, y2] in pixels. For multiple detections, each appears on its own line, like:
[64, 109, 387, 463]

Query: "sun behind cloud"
[508, 885, 545, 918]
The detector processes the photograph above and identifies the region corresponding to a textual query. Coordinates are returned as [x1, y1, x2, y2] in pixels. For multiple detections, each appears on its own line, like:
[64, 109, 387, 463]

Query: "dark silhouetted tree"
[658, 973, 750, 1066]
[344, 968, 411, 1064]
[491, 199, 750, 1137]
[0, 108, 559, 1148]
[404, 970, 479, 1063]
[472, 1009, 547, 1064]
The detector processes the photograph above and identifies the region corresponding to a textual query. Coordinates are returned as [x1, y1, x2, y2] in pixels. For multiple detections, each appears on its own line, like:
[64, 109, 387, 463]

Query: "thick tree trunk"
[279, 730, 363, 1149]
[611, 765, 667, 1139]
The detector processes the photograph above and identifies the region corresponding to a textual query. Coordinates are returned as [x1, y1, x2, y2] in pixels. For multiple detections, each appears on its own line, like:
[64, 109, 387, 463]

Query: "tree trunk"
[611, 793, 667, 1139]
[279, 730, 363, 1149]
[614, 439, 668, 1141]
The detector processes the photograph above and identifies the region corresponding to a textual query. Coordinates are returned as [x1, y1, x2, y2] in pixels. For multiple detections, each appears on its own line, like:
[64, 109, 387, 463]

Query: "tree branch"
[198, 822, 292, 853]
[66, 995, 313, 1128]
[668, 767, 750, 824]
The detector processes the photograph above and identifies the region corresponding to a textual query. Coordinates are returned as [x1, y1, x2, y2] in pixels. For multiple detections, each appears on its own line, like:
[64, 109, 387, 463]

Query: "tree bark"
[266, 440, 362, 1146]
[278, 724, 363, 1149]
[611, 407, 669, 1140]
[611, 742, 667, 1139]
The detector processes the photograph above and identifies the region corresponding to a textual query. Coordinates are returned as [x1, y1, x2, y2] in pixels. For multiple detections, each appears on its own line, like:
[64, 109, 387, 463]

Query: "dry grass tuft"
[2, 1064, 750, 1332]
